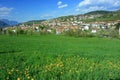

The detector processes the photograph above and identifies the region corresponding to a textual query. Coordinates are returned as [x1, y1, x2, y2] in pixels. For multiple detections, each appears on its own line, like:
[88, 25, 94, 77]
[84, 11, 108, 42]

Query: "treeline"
[64, 23, 120, 39]
[0, 23, 120, 39]
[0, 26, 52, 36]
[64, 29, 120, 39]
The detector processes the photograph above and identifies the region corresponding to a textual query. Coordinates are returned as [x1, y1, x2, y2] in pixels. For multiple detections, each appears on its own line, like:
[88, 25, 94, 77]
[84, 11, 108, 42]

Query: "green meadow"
[0, 35, 120, 80]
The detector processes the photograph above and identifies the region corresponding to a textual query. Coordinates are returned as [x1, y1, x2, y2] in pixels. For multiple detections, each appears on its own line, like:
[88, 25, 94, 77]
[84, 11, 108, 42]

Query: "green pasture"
[0, 35, 120, 80]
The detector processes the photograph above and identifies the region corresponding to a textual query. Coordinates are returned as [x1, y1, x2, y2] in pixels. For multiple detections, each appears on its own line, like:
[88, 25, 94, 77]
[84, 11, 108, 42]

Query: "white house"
[91, 29, 97, 33]
[81, 25, 89, 31]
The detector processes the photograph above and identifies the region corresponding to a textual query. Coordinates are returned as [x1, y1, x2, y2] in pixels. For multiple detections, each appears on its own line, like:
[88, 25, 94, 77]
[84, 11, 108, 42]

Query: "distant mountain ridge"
[0, 19, 18, 28]
[0, 19, 18, 26]
[23, 20, 46, 25]
[0, 21, 9, 28]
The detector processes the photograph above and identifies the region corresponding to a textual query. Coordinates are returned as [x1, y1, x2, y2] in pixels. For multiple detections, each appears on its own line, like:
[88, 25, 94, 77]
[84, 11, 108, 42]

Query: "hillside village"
[40, 18, 120, 34]
[1, 10, 120, 36]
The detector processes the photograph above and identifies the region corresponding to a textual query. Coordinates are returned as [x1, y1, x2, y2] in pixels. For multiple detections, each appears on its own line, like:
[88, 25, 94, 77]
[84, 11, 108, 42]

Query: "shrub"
[7, 29, 14, 35]
[97, 29, 119, 38]
[52, 29, 56, 34]
[39, 30, 51, 35]
[27, 30, 34, 35]
[64, 29, 94, 38]
[15, 28, 28, 35]
[0, 28, 2, 34]
[64, 29, 75, 37]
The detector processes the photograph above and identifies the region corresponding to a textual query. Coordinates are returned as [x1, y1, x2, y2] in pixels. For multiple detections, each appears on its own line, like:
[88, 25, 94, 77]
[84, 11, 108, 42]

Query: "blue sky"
[0, 0, 120, 22]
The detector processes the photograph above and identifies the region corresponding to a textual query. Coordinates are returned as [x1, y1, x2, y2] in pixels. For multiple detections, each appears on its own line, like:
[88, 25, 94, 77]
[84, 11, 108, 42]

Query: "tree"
[115, 22, 120, 35]
[0, 28, 2, 34]
[39, 25, 45, 30]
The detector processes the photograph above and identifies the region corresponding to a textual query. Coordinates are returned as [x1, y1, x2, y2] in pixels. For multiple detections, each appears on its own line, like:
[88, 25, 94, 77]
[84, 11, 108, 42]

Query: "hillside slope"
[53, 10, 120, 22]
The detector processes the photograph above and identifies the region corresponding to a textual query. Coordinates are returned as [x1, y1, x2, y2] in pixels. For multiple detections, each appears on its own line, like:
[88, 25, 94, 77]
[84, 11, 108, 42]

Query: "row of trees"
[0, 25, 51, 35]
[64, 29, 120, 38]
[0, 23, 120, 39]
[64, 23, 120, 38]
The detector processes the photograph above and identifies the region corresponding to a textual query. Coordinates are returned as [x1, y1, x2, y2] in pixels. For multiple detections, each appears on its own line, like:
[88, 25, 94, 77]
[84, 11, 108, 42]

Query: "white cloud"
[113, 1, 120, 7]
[78, 0, 91, 7]
[58, 4, 68, 9]
[57, 1, 68, 9]
[0, 7, 13, 17]
[57, 1, 62, 6]
[76, 0, 120, 13]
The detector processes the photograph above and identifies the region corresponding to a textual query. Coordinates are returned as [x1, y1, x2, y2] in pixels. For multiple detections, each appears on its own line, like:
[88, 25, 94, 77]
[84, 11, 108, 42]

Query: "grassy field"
[0, 34, 120, 80]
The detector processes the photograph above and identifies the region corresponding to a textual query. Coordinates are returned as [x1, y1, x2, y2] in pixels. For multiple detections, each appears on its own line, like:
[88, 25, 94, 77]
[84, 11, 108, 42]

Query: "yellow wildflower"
[31, 78, 34, 80]
[17, 77, 20, 80]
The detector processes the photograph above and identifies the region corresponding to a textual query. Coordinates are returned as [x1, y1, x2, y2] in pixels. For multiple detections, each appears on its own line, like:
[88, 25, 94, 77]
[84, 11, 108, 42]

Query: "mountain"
[24, 20, 46, 25]
[0, 19, 18, 26]
[83, 10, 120, 22]
[84, 10, 112, 15]
[0, 21, 9, 28]
[51, 10, 120, 22]
[20, 10, 120, 26]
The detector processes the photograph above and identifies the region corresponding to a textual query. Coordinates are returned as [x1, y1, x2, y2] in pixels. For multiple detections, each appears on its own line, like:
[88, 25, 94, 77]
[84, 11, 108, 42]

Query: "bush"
[109, 30, 119, 38]
[64, 29, 75, 36]
[39, 30, 51, 35]
[52, 29, 56, 34]
[64, 29, 95, 38]
[15, 28, 29, 35]
[97, 29, 119, 38]
[0, 28, 2, 34]
[26, 30, 34, 35]
[7, 29, 14, 35]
